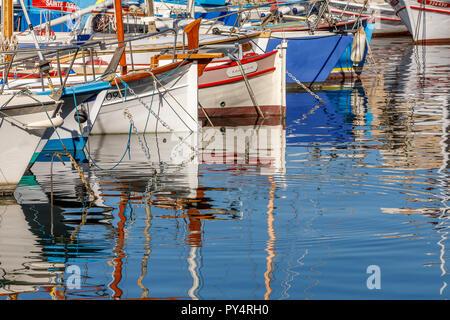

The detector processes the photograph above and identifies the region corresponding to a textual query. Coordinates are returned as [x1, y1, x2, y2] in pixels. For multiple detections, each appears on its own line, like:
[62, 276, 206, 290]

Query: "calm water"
[1, 37, 449, 300]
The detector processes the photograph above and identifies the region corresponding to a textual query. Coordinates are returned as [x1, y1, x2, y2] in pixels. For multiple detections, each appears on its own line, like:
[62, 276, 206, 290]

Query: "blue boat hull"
[194, 11, 238, 26]
[328, 22, 375, 80]
[267, 33, 354, 83]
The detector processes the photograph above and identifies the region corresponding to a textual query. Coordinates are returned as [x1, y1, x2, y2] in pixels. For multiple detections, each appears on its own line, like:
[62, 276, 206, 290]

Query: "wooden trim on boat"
[150, 52, 224, 76]
[109, 60, 190, 85]
[198, 105, 286, 118]
[184, 18, 202, 51]
[153, 53, 224, 61]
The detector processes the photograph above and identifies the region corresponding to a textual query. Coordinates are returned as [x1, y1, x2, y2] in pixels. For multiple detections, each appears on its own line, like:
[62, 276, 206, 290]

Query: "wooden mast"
[145, 0, 156, 33]
[1, 0, 13, 43]
[114, 0, 127, 75]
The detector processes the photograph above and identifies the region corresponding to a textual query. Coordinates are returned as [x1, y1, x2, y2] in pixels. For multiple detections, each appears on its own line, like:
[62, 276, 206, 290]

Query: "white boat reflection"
[200, 123, 286, 175]
[0, 199, 65, 297]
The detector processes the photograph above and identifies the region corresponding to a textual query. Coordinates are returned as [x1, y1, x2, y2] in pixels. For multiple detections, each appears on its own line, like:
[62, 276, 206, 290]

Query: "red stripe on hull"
[330, 9, 371, 18]
[377, 16, 403, 22]
[395, 6, 407, 14]
[410, 5, 450, 14]
[0, 71, 66, 78]
[199, 68, 276, 88]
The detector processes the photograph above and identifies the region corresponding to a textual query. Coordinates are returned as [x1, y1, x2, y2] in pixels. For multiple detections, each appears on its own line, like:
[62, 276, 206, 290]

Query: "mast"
[186, 0, 195, 19]
[1, 0, 13, 43]
[113, 0, 127, 75]
[145, 0, 156, 33]
[18, 0, 45, 61]
[17, 0, 57, 95]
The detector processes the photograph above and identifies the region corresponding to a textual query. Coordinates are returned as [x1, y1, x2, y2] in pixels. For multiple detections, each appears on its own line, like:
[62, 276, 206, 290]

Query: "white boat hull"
[0, 95, 61, 193]
[91, 62, 199, 134]
[388, 0, 450, 43]
[329, 0, 410, 37]
[198, 43, 287, 120]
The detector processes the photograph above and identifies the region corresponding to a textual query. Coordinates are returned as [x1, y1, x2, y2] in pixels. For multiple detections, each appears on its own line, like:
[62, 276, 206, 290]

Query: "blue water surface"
[1, 37, 449, 300]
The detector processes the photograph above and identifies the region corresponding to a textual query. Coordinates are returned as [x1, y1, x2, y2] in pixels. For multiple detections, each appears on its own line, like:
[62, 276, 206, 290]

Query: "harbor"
[0, 0, 449, 301]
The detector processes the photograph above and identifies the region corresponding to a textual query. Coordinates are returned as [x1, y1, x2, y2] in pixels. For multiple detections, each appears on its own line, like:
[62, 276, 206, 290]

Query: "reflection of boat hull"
[0, 201, 64, 296]
[200, 115, 285, 127]
[286, 86, 367, 146]
[200, 124, 286, 175]
[87, 131, 199, 199]
[375, 43, 450, 169]
[198, 46, 286, 119]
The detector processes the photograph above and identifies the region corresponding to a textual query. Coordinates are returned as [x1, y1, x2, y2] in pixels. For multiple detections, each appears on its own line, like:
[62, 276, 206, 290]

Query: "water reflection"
[1, 38, 449, 299]
[361, 40, 450, 296]
[0, 198, 65, 298]
[10, 121, 286, 299]
[287, 85, 368, 147]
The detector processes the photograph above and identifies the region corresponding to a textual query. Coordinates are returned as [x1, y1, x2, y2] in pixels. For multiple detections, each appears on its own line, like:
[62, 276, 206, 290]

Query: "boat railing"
[0, 27, 179, 94]
[199, 0, 361, 35]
